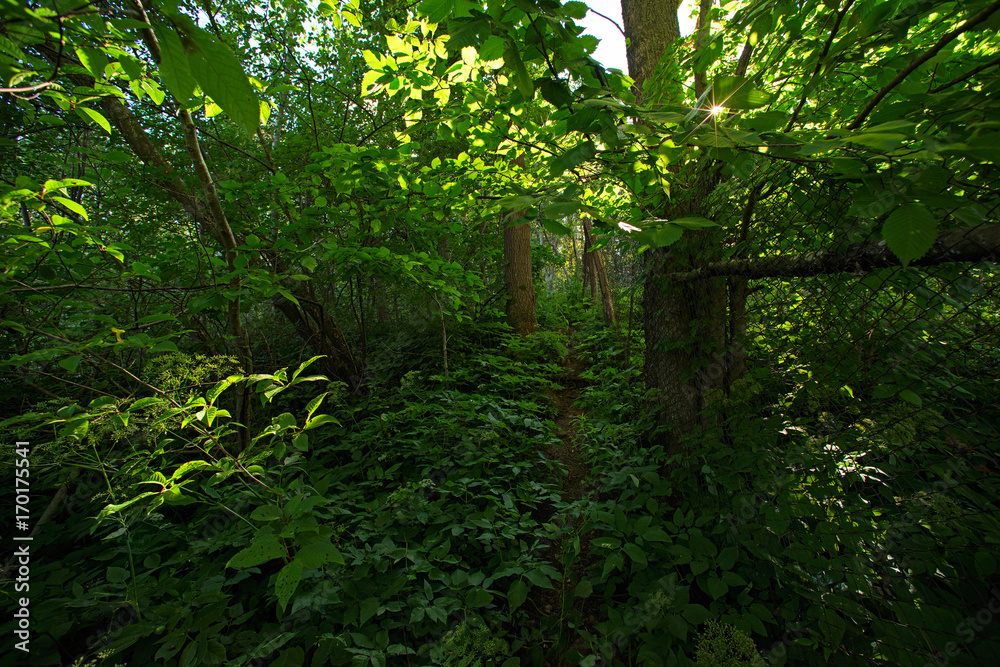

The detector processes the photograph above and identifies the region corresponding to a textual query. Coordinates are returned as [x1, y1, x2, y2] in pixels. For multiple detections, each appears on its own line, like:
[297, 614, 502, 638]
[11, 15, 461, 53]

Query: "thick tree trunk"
[624, 0, 729, 449]
[502, 156, 538, 335]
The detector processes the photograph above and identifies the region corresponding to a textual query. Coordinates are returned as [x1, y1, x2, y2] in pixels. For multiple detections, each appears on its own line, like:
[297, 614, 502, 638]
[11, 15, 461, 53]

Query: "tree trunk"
[502, 155, 538, 335]
[623, 0, 729, 449]
[582, 218, 616, 324]
[272, 291, 360, 389]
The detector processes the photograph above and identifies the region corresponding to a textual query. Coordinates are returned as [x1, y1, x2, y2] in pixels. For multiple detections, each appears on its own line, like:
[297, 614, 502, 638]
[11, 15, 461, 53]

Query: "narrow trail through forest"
[520, 330, 599, 666]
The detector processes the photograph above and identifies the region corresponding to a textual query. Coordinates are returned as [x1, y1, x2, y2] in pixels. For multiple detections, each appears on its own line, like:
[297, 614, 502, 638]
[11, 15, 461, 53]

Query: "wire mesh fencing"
[675, 159, 1000, 665]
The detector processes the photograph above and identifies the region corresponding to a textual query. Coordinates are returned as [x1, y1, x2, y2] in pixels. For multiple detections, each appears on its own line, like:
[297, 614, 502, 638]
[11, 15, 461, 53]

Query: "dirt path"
[520, 332, 597, 666]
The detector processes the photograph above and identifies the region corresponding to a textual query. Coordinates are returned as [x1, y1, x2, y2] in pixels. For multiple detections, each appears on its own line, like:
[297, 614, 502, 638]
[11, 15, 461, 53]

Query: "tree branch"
[847, 0, 1000, 130]
[663, 223, 1000, 282]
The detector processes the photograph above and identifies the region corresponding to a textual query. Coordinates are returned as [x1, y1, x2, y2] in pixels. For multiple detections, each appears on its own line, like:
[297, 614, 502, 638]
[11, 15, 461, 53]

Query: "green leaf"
[550, 140, 596, 176]
[508, 579, 528, 612]
[51, 196, 87, 218]
[898, 389, 922, 407]
[623, 542, 648, 567]
[975, 551, 997, 576]
[275, 559, 302, 611]
[59, 355, 82, 373]
[76, 47, 109, 78]
[77, 106, 111, 134]
[154, 24, 198, 105]
[712, 75, 771, 110]
[297, 539, 345, 568]
[669, 217, 716, 229]
[574, 580, 593, 598]
[538, 77, 572, 108]
[717, 546, 738, 570]
[882, 203, 937, 267]
[503, 39, 535, 101]
[419, 0, 455, 22]
[682, 603, 712, 625]
[183, 26, 260, 134]
[706, 575, 728, 600]
[250, 505, 283, 521]
[106, 566, 129, 583]
[524, 568, 553, 589]
[644, 527, 670, 542]
[541, 218, 572, 235]
[467, 588, 494, 608]
[360, 597, 380, 624]
[226, 533, 285, 568]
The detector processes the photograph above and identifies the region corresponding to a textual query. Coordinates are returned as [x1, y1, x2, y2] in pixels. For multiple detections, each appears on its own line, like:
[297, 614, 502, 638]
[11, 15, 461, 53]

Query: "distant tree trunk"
[582, 218, 616, 325]
[623, 0, 729, 449]
[272, 290, 360, 389]
[502, 155, 538, 335]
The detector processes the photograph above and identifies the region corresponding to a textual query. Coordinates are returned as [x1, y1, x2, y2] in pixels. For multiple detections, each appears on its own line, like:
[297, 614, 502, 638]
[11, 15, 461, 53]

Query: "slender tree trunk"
[502, 155, 538, 335]
[582, 218, 616, 325]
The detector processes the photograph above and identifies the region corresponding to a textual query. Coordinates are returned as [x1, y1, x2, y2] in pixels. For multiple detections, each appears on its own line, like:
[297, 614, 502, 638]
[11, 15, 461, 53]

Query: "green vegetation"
[2, 0, 999, 665]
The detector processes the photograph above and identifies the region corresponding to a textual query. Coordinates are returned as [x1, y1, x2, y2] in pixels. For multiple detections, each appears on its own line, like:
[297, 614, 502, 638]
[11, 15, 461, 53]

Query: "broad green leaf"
[106, 566, 129, 583]
[538, 77, 572, 108]
[623, 542, 648, 567]
[296, 539, 345, 568]
[275, 559, 302, 610]
[682, 603, 712, 625]
[541, 218, 572, 235]
[550, 140, 596, 176]
[76, 47, 109, 79]
[543, 200, 580, 220]
[77, 106, 111, 134]
[706, 575, 728, 600]
[574, 580, 593, 598]
[503, 39, 534, 101]
[59, 355, 82, 373]
[669, 217, 717, 229]
[882, 203, 937, 267]
[419, 0, 455, 23]
[508, 579, 528, 612]
[226, 533, 285, 568]
[250, 504, 283, 521]
[644, 527, 670, 542]
[976, 551, 997, 576]
[153, 24, 198, 105]
[712, 75, 771, 110]
[717, 546, 738, 570]
[184, 26, 260, 134]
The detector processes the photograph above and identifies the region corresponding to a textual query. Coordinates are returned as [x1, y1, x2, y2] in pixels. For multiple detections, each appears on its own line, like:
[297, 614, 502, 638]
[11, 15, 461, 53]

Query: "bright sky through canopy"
[578, 0, 697, 74]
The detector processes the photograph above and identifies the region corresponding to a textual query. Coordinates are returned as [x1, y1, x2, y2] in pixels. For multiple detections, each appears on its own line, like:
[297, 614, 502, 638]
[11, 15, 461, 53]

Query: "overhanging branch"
[665, 223, 1000, 282]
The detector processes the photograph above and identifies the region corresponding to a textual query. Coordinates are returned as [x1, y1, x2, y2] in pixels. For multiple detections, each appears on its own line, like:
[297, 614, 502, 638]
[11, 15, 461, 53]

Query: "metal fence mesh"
[679, 159, 1000, 665]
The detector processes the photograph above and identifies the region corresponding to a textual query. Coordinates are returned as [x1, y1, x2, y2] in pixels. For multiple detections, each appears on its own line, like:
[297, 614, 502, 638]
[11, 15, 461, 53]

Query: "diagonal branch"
[847, 0, 1000, 130]
[663, 223, 1000, 282]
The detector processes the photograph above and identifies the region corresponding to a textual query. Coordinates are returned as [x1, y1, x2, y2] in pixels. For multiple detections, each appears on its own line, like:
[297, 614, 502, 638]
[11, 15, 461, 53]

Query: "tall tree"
[622, 0, 730, 446]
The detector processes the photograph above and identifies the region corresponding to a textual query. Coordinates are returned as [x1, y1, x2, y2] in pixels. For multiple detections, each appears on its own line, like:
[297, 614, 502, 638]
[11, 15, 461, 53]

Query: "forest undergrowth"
[3, 300, 999, 667]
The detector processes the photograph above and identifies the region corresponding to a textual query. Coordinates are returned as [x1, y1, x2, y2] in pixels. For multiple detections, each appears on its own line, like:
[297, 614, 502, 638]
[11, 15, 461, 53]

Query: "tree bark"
[272, 291, 360, 389]
[662, 223, 1000, 282]
[582, 218, 616, 324]
[502, 155, 538, 335]
[624, 0, 729, 448]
